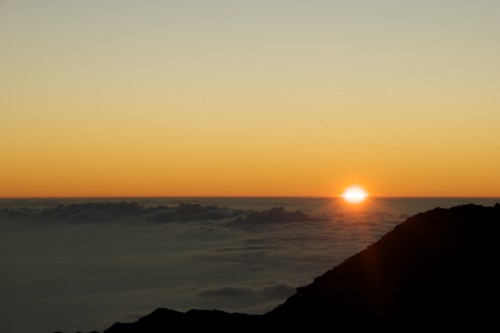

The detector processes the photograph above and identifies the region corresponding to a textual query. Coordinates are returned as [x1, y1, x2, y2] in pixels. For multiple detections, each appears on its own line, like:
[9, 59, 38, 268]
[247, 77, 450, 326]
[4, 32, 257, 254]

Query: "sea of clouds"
[1, 197, 498, 333]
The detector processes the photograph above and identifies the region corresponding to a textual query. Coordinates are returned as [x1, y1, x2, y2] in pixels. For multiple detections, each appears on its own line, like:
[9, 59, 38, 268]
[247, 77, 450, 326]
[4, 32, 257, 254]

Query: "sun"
[341, 185, 368, 204]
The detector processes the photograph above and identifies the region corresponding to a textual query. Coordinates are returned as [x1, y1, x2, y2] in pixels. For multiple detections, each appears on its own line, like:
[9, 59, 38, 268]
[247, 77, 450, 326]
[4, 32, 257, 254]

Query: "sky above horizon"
[1, 1, 499, 198]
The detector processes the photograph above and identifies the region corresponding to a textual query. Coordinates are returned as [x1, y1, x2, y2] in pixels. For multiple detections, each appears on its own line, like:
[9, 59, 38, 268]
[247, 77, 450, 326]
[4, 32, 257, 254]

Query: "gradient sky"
[1, 1, 499, 198]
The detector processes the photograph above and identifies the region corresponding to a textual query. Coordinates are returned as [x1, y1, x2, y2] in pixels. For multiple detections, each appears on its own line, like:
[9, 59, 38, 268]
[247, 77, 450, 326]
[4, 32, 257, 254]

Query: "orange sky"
[1, 1, 500, 198]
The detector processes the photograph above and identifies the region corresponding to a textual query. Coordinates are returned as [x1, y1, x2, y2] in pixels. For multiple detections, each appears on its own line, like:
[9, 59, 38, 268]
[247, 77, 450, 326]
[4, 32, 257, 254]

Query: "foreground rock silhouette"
[74, 204, 500, 332]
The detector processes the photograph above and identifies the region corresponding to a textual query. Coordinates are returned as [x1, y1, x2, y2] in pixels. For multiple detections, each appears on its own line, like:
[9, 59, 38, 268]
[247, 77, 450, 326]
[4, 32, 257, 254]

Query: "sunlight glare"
[342, 185, 368, 204]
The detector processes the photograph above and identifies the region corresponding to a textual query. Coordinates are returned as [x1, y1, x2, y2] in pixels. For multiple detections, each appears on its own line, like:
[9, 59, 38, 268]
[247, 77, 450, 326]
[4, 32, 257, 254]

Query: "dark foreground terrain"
[60, 204, 500, 332]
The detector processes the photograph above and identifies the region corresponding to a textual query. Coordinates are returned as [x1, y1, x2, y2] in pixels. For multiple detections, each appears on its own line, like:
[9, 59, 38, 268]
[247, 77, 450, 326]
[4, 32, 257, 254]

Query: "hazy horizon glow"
[1, 1, 499, 197]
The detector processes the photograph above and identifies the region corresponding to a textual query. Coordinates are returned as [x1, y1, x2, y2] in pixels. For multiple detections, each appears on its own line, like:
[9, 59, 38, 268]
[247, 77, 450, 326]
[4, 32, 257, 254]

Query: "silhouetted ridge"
[103, 308, 262, 332]
[62, 204, 500, 332]
[268, 203, 500, 329]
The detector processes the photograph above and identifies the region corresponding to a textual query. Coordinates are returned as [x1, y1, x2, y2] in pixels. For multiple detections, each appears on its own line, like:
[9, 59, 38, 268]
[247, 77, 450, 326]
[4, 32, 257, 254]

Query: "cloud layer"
[3, 197, 467, 333]
[0, 201, 326, 226]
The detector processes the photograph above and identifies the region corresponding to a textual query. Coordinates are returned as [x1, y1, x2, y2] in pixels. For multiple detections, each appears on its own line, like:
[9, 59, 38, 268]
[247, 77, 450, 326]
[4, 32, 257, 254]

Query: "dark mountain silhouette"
[61, 204, 500, 332]
[268, 203, 500, 330]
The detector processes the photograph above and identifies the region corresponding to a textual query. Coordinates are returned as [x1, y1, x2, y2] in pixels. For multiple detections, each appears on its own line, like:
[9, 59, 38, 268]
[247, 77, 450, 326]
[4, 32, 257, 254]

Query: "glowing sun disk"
[342, 186, 368, 204]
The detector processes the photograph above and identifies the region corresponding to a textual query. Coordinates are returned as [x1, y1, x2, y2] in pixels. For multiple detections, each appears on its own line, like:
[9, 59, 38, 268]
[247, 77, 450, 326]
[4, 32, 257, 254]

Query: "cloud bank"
[0, 201, 325, 226]
[0, 198, 412, 333]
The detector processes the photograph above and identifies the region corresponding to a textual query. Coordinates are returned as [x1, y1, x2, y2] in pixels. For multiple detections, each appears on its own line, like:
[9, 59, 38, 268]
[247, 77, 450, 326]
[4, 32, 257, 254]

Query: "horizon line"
[1, 195, 500, 200]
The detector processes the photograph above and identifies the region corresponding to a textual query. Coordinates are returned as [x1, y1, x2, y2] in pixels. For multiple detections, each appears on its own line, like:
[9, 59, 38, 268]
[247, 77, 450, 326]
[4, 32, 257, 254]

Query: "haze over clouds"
[0, 201, 324, 225]
[3, 197, 499, 333]
[0, 198, 409, 333]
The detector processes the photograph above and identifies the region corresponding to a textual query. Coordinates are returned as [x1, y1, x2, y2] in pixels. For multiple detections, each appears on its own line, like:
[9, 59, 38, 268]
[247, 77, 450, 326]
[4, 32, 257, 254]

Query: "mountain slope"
[100, 204, 500, 332]
[268, 203, 500, 329]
